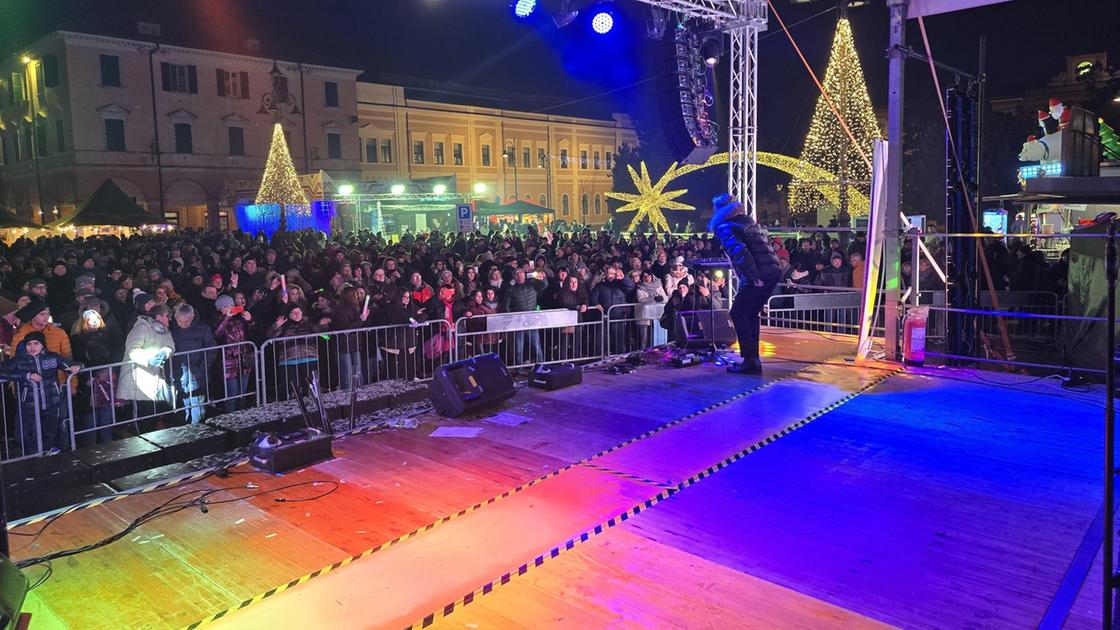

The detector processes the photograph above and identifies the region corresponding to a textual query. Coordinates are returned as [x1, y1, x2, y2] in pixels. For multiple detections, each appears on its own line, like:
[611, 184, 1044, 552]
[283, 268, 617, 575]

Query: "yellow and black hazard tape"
[183, 362, 828, 629]
[404, 364, 902, 629]
[580, 462, 674, 488]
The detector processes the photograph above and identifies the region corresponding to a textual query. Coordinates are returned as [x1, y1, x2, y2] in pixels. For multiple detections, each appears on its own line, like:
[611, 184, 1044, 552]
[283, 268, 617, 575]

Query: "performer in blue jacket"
[710, 194, 782, 374]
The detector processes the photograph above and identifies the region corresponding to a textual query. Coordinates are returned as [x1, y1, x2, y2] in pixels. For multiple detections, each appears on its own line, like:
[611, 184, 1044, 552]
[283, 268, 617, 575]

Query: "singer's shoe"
[727, 360, 762, 375]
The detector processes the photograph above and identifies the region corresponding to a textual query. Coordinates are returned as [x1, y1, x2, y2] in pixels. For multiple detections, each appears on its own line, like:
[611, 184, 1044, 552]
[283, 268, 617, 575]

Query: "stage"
[11, 329, 1106, 629]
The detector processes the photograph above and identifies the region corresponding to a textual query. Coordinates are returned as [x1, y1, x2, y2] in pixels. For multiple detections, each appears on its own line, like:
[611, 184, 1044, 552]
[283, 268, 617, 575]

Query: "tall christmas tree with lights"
[256, 122, 309, 232]
[789, 18, 880, 218]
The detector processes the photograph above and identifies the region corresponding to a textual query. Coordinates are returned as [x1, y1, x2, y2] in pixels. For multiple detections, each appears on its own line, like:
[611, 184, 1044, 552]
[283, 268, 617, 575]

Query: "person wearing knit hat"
[4, 325, 80, 454]
[133, 292, 154, 314]
[215, 295, 235, 311]
[709, 193, 781, 375]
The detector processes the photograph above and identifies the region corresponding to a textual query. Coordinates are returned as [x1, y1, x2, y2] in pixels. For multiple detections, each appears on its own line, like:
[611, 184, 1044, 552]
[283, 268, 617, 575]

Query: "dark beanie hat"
[23, 331, 46, 347]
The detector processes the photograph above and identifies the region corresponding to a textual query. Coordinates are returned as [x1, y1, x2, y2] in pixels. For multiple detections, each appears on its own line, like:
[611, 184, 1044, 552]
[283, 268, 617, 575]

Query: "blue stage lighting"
[514, 0, 536, 18]
[591, 10, 614, 34]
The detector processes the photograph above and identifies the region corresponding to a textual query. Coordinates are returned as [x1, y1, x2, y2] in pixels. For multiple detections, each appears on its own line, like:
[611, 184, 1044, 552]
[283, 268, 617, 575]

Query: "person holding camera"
[118, 304, 176, 413]
[214, 295, 255, 413]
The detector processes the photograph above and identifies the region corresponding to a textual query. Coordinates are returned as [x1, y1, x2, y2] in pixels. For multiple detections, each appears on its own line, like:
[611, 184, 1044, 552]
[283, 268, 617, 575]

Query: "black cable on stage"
[15, 479, 340, 574]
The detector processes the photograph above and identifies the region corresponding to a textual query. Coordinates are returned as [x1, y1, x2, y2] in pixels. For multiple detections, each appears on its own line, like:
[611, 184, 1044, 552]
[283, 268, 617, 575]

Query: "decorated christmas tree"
[788, 18, 880, 217]
[256, 122, 309, 208]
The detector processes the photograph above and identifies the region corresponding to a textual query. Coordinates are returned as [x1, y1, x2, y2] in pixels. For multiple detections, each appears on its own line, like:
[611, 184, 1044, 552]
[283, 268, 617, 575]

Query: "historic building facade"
[0, 25, 637, 229]
[354, 84, 637, 227]
[0, 27, 361, 227]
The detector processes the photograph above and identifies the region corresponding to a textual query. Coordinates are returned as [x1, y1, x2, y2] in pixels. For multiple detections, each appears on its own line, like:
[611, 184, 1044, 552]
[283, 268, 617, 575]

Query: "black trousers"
[730, 273, 779, 366]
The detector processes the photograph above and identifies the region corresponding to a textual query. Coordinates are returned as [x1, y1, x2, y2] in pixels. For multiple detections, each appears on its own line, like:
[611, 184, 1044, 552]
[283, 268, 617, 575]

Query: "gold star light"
[606, 161, 695, 232]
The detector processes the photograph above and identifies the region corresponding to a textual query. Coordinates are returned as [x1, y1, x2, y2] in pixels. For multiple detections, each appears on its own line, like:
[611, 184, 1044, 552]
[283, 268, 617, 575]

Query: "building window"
[228, 126, 245, 156]
[327, 132, 342, 159]
[104, 119, 125, 151]
[324, 81, 339, 107]
[35, 63, 45, 95]
[55, 119, 64, 152]
[413, 140, 425, 164]
[42, 54, 59, 88]
[283, 129, 292, 148]
[581, 194, 589, 214]
[434, 141, 445, 165]
[560, 149, 569, 168]
[594, 194, 602, 215]
[606, 151, 613, 169]
[539, 194, 547, 207]
[0, 134, 6, 165]
[9, 73, 25, 104]
[216, 69, 249, 99]
[161, 62, 198, 94]
[23, 128, 32, 159]
[98, 55, 121, 87]
[505, 145, 515, 167]
[580, 150, 588, 169]
[35, 121, 47, 157]
[380, 139, 392, 163]
[537, 148, 546, 168]
[561, 195, 570, 215]
[365, 138, 378, 163]
[453, 143, 463, 165]
[522, 147, 531, 168]
[173, 122, 193, 153]
[593, 151, 601, 169]
[481, 144, 491, 167]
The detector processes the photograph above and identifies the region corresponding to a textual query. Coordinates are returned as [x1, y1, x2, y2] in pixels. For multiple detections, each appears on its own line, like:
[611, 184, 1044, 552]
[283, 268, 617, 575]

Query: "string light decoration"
[256, 122, 310, 209]
[788, 18, 880, 217]
[606, 162, 695, 232]
[606, 152, 869, 230]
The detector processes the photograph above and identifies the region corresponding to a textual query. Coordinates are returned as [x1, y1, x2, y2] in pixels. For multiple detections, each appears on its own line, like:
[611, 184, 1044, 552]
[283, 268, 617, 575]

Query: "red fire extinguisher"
[902, 307, 929, 366]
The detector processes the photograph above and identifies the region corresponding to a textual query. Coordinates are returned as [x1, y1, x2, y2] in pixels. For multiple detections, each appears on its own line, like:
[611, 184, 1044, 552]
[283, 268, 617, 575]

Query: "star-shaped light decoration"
[605, 161, 695, 233]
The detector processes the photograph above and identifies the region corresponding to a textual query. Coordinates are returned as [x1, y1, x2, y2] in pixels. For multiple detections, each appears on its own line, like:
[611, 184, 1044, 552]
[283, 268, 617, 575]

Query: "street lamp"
[473, 182, 488, 195]
[501, 148, 520, 202]
[338, 184, 354, 196]
[433, 184, 447, 195]
[257, 61, 301, 117]
[391, 184, 405, 195]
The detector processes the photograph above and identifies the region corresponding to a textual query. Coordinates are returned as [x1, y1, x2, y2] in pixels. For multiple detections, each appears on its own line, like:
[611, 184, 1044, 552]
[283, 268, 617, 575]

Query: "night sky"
[2, 0, 1118, 205]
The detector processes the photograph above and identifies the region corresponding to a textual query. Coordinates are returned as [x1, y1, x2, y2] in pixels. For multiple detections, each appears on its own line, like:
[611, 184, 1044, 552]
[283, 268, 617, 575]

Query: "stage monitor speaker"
[429, 353, 515, 417]
[0, 554, 27, 630]
[528, 363, 583, 390]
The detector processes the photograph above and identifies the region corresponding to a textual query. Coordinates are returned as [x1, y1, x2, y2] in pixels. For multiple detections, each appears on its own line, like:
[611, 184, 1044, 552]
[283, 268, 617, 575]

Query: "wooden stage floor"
[12, 329, 1107, 629]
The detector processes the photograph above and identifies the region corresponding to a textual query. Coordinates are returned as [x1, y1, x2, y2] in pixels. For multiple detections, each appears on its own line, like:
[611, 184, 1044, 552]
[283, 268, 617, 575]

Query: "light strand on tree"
[256, 122, 310, 215]
[789, 18, 880, 217]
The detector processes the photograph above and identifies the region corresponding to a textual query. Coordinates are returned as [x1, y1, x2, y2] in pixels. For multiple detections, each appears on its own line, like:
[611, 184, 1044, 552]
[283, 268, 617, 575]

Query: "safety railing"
[257, 320, 451, 404]
[605, 302, 670, 355]
[64, 341, 259, 450]
[0, 386, 48, 462]
[454, 309, 606, 370]
[908, 230, 1100, 373]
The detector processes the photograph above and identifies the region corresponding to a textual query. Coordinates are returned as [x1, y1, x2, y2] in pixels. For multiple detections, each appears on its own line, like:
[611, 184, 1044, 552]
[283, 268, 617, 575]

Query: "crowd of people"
[0, 220, 1067, 456]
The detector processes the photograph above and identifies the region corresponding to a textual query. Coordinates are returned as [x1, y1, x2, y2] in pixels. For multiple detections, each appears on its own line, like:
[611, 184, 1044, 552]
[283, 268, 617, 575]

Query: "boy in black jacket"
[2, 331, 82, 454]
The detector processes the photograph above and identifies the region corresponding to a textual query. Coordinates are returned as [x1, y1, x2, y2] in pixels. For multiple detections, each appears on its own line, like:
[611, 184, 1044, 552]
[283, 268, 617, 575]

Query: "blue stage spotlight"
[591, 10, 614, 34]
[513, 0, 536, 18]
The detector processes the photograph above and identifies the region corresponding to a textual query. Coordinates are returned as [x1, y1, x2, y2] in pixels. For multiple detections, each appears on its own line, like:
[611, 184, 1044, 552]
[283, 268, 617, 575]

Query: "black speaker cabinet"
[429, 353, 515, 417]
[0, 553, 27, 630]
[528, 363, 583, 390]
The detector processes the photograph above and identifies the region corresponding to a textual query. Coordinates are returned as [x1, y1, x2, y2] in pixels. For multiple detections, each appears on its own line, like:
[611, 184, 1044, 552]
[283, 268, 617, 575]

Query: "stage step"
[141, 424, 232, 465]
[2, 453, 91, 519]
[72, 435, 163, 483]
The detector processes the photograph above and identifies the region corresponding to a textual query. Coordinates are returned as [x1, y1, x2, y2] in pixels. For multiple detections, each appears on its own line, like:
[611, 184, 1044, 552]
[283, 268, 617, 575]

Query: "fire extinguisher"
[902, 307, 929, 366]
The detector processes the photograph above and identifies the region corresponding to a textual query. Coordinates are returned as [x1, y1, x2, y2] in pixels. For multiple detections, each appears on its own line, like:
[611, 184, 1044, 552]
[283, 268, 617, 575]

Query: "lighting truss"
[634, 0, 768, 216]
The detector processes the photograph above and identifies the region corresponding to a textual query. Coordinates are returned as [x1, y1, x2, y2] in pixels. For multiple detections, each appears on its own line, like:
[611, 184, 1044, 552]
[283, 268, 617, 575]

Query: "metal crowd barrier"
[0, 387, 46, 462]
[454, 309, 606, 370]
[257, 320, 451, 404]
[605, 302, 669, 355]
[65, 341, 259, 450]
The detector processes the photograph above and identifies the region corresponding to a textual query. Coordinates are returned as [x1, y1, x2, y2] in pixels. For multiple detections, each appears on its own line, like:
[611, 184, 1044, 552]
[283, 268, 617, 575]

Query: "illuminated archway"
[607, 152, 867, 233]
